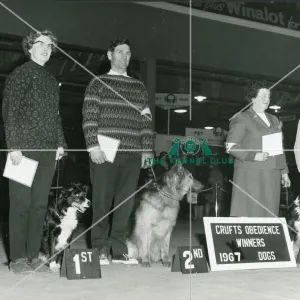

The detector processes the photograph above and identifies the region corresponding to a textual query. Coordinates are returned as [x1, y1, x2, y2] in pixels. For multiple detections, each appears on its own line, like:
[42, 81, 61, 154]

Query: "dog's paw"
[141, 261, 151, 268]
[49, 262, 61, 273]
[162, 261, 171, 267]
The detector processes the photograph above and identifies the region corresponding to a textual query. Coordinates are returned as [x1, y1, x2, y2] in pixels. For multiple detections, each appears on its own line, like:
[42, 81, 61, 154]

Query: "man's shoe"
[9, 258, 32, 274]
[112, 254, 139, 265]
[99, 254, 110, 266]
[29, 258, 51, 272]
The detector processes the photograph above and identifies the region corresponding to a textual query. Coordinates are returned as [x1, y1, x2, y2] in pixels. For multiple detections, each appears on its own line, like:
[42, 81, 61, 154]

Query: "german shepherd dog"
[286, 196, 300, 259]
[127, 162, 204, 267]
[39, 183, 90, 272]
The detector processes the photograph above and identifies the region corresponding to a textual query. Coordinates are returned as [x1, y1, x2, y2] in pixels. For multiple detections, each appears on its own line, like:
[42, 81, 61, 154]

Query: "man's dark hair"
[108, 38, 131, 52]
[22, 29, 58, 57]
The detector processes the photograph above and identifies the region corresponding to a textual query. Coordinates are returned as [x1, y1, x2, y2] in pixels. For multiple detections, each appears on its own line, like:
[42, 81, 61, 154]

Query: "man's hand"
[282, 173, 291, 188]
[90, 147, 107, 164]
[141, 152, 154, 169]
[55, 147, 65, 160]
[10, 150, 22, 165]
[254, 152, 269, 162]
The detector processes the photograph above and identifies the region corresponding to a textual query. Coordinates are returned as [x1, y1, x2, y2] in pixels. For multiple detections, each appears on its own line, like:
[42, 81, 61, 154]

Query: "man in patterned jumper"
[82, 38, 154, 265]
[2, 30, 66, 274]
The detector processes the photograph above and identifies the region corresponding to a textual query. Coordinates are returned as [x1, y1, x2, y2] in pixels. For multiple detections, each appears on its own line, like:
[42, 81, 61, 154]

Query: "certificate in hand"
[3, 155, 39, 187]
[262, 132, 283, 156]
[97, 134, 120, 163]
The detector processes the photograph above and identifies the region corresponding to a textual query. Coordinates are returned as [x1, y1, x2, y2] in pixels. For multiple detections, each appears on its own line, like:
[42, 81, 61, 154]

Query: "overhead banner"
[185, 127, 228, 146]
[155, 93, 189, 110]
[169, 1, 300, 32]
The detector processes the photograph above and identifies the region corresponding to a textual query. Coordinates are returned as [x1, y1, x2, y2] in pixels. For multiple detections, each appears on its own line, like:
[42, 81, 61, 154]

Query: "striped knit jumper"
[82, 74, 155, 156]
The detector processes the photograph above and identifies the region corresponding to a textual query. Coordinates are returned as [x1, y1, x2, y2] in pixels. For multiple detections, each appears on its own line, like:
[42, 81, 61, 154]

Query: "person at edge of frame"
[2, 29, 67, 274]
[225, 80, 290, 218]
[82, 38, 155, 265]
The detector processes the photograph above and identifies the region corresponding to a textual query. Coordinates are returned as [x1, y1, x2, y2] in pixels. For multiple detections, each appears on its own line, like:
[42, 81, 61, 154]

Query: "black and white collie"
[39, 183, 91, 272]
[286, 196, 300, 259]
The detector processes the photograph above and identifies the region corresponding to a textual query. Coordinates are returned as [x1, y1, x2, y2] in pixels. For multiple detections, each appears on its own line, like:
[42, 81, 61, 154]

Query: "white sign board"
[155, 93, 189, 109]
[185, 128, 227, 146]
[203, 217, 296, 271]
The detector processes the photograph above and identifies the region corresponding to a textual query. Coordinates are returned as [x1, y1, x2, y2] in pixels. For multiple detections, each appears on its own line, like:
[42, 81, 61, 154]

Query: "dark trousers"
[90, 154, 141, 256]
[9, 151, 56, 261]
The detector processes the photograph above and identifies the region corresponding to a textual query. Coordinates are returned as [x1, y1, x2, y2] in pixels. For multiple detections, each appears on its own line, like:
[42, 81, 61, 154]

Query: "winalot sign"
[169, 1, 300, 31]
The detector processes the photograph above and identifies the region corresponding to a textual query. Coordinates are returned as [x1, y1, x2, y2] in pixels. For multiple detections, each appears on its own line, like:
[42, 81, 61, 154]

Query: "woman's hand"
[10, 151, 22, 165]
[55, 147, 65, 160]
[254, 152, 269, 161]
[281, 173, 291, 188]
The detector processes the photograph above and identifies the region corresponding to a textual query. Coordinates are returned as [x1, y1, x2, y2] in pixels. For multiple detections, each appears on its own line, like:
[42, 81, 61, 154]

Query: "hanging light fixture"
[269, 105, 281, 110]
[194, 95, 206, 102]
[174, 109, 187, 113]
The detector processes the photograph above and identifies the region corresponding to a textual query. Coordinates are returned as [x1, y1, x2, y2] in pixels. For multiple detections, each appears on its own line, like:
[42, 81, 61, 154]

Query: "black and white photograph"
[1, 0, 300, 299]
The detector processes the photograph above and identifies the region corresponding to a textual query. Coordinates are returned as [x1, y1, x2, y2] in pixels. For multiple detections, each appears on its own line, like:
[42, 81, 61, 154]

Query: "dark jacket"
[226, 107, 288, 174]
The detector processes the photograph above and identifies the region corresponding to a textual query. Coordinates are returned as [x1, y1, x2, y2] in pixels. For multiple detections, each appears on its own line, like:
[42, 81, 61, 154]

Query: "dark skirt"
[230, 168, 281, 217]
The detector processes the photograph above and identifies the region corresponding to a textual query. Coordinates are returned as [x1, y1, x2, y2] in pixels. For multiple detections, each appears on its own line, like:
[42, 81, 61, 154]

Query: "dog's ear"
[175, 161, 183, 172]
[171, 160, 181, 168]
[169, 162, 183, 175]
[69, 182, 77, 189]
[59, 188, 66, 197]
[82, 185, 89, 194]
[57, 188, 68, 204]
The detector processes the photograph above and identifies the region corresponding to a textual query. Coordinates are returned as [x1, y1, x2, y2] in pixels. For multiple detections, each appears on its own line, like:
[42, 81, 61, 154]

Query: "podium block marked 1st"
[61, 249, 101, 280]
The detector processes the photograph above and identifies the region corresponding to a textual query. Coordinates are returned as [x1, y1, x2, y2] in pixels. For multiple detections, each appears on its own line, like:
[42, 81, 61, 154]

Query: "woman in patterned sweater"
[2, 30, 66, 274]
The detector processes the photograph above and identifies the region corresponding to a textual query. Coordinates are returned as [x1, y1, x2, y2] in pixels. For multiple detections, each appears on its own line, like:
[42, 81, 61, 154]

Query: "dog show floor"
[0, 220, 299, 300]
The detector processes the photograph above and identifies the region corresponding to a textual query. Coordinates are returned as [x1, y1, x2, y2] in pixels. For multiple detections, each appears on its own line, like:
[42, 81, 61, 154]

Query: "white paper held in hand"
[97, 134, 120, 163]
[262, 132, 283, 156]
[3, 155, 39, 187]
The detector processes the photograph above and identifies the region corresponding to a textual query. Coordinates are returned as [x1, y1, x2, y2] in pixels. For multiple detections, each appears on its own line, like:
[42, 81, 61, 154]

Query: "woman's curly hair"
[244, 79, 270, 102]
[22, 29, 58, 57]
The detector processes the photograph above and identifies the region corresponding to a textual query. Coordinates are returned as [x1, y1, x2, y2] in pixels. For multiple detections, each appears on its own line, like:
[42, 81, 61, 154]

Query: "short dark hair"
[159, 151, 168, 158]
[244, 79, 270, 102]
[22, 29, 58, 57]
[108, 38, 131, 52]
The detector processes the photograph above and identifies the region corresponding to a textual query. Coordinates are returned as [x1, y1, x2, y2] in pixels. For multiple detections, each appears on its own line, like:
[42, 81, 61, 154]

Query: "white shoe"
[99, 254, 110, 266]
[112, 254, 139, 265]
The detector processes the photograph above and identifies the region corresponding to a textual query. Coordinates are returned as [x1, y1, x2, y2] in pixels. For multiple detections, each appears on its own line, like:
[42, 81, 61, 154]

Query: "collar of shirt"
[28, 59, 45, 70]
[107, 69, 129, 77]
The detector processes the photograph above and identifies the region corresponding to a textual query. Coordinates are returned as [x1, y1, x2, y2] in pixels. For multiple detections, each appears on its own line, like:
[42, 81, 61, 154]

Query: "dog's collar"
[54, 211, 62, 220]
[72, 202, 81, 212]
[54, 203, 84, 220]
[153, 183, 181, 202]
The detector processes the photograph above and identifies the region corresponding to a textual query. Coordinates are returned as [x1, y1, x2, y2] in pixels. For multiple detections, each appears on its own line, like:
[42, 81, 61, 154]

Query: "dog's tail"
[126, 239, 138, 259]
[287, 196, 299, 217]
[294, 196, 300, 206]
[286, 196, 300, 242]
[38, 253, 48, 263]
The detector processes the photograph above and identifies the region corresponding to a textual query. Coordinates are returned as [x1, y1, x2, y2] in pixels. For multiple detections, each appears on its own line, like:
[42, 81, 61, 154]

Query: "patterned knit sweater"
[2, 60, 66, 150]
[82, 74, 155, 156]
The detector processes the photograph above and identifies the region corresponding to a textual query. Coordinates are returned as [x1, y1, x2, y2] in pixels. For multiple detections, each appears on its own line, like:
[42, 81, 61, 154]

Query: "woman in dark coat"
[226, 80, 290, 217]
